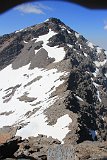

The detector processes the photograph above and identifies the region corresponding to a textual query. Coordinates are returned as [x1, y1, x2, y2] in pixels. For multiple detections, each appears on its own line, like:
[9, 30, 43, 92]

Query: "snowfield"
[0, 62, 72, 142]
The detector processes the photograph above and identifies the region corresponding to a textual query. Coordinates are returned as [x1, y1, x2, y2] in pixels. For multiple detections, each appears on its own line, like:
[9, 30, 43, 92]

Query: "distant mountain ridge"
[0, 18, 107, 159]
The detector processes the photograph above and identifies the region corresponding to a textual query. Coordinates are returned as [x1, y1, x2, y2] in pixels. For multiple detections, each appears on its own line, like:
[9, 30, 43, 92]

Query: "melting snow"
[35, 29, 66, 62]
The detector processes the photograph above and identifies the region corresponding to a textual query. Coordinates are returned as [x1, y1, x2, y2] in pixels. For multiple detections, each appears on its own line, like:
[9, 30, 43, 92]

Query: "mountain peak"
[45, 17, 65, 24]
[0, 18, 107, 159]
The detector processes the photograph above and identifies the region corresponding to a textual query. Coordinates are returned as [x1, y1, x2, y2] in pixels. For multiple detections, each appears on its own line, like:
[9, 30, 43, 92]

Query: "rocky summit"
[0, 18, 107, 159]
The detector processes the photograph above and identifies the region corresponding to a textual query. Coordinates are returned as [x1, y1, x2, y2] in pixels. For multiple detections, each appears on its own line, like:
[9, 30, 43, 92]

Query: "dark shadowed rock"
[0, 136, 21, 159]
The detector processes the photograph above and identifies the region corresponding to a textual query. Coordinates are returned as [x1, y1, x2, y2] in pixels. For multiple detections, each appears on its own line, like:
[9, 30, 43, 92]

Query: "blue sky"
[0, 1, 107, 49]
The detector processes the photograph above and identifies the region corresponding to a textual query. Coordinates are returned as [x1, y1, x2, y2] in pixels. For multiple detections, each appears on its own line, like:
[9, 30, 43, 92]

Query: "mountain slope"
[0, 18, 107, 159]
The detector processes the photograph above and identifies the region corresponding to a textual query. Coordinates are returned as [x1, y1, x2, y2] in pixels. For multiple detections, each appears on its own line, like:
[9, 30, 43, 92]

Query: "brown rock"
[0, 126, 17, 144]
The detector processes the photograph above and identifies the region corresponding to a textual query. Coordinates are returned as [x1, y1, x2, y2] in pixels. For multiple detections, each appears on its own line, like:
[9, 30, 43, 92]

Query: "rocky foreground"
[0, 126, 107, 160]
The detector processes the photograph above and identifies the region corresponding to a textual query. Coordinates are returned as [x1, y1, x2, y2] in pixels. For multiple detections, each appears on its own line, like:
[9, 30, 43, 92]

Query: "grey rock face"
[0, 37, 24, 70]
[29, 48, 55, 69]
[47, 145, 75, 160]
[47, 30, 76, 47]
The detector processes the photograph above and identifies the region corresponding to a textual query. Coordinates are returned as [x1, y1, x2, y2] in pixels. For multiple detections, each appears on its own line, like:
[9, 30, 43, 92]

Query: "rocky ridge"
[0, 18, 107, 159]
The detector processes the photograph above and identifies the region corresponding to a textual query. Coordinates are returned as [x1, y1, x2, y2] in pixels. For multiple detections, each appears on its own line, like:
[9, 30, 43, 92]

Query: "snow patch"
[24, 40, 28, 44]
[93, 82, 100, 88]
[73, 49, 76, 51]
[15, 28, 24, 33]
[67, 30, 71, 34]
[86, 71, 90, 74]
[93, 68, 99, 77]
[59, 25, 66, 30]
[76, 96, 84, 102]
[94, 60, 107, 67]
[97, 91, 101, 102]
[84, 52, 88, 57]
[44, 19, 49, 22]
[67, 44, 73, 48]
[77, 52, 79, 55]
[93, 82, 101, 102]
[102, 116, 104, 121]
[16, 114, 72, 143]
[86, 41, 94, 49]
[35, 29, 66, 62]
[96, 47, 102, 54]
[79, 44, 82, 49]
[75, 32, 80, 38]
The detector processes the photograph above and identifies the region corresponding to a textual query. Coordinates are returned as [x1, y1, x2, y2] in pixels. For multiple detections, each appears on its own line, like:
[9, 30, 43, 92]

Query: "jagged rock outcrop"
[0, 132, 61, 160]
